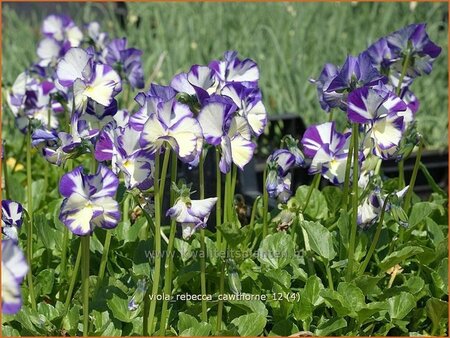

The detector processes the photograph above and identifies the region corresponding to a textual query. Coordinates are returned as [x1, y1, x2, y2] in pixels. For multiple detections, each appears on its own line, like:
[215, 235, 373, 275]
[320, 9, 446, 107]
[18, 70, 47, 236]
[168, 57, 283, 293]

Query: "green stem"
[217, 169, 233, 332]
[398, 160, 405, 189]
[147, 150, 163, 335]
[216, 244, 227, 333]
[26, 121, 37, 310]
[64, 241, 82, 313]
[2, 146, 10, 200]
[346, 124, 359, 281]
[324, 260, 334, 290]
[159, 149, 171, 202]
[158, 152, 178, 335]
[419, 162, 447, 196]
[342, 132, 355, 210]
[404, 139, 423, 211]
[358, 196, 390, 276]
[230, 164, 238, 221]
[215, 149, 222, 248]
[262, 166, 269, 237]
[302, 174, 320, 213]
[81, 236, 90, 337]
[59, 227, 70, 298]
[396, 52, 411, 190]
[199, 150, 208, 322]
[94, 231, 112, 294]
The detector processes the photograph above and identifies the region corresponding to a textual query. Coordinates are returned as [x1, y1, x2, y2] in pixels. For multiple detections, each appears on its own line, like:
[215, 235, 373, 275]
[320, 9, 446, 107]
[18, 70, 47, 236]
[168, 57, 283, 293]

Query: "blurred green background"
[2, 2, 448, 149]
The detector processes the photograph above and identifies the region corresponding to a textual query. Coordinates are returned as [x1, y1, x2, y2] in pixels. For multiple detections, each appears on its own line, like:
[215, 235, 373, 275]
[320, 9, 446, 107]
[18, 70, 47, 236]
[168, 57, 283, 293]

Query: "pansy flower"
[386, 23, 442, 77]
[347, 85, 407, 159]
[310, 63, 341, 112]
[198, 95, 255, 173]
[209, 50, 259, 89]
[2, 240, 28, 314]
[56, 47, 122, 113]
[86, 21, 109, 51]
[6, 72, 62, 132]
[1, 201, 23, 242]
[140, 90, 203, 163]
[221, 82, 267, 136]
[266, 150, 295, 203]
[323, 53, 387, 110]
[301, 122, 351, 184]
[167, 191, 217, 240]
[102, 38, 145, 89]
[96, 124, 154, 190]
[59, 165, 121, 236]
[170, 65, 217, 106]
[42, 14, 83, 47]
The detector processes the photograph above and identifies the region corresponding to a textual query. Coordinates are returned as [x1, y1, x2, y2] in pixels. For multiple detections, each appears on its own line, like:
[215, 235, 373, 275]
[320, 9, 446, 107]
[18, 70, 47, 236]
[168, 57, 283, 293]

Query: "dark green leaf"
[230, 313, 267, 336]
[301, 221, 336, 260]
[257, 232, 295, 269]
[387, 292, 415, 320]
[379, 246, 423, 271]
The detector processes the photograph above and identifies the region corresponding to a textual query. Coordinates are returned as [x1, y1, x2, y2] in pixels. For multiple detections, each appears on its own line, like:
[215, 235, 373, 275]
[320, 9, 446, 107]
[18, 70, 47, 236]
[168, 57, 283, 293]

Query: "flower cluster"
[302, 23, 441, 186]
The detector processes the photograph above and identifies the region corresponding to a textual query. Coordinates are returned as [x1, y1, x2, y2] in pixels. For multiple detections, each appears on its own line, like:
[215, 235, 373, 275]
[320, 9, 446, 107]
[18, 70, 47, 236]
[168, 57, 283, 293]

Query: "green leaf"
[425, 217, 445, 247]
[426, 298, 448, 329]
[387, 292, 415, 320]
[354, 275, 382, 296]
[177, 313, 199, 333]
[230, 313, 267, 336]
[174, 238, 193, 262]
[106, 293, 138, 323]
[315, 317, 347, 336]
[302, 275, 324, 306]
[295, 185, 329, 220]
[114, 217, 146, 243]
[35, 269, 55, 295]
[37, 303, 59, 322]
[379, 246, 424, 271]
[321, 186, 343, 215]
[268, 320, 299, 336]
[337, 282, 365, 311]
[217, 222, 248, 247]
[301, 221, 336, 260]
[180, 322, 211, 336]
[229, 298, 268, 317]
[320, 289, 356, 318]
[62, 305, 81, 336]
[257, 232, 295, 269]
[409, 202, 433, 228]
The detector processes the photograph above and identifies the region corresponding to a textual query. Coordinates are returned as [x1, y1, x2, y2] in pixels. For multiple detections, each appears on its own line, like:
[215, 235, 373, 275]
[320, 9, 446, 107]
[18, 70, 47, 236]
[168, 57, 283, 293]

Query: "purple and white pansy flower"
[42, 14, 83, 47]
[301, 122, 351, 184]
[140, 93, 203, 163]
[1, 200, 24, 242]
[102, 38, 145, 89]
[209, 50, 259, 89]
[347, 85, 408, 159]
[167, 195, 218, 240]
[56, 47, 122, 112]
[170, 65, 217, 105]
[266, 149, 297, 203]
[59, 165, 121, 236]
[221, 82, 267, 137]
[198, 95, 255, 173]
[95, 123, 154, 190]
[6, 73, 62, 131]
[386, 23, 442, 77]
[2, 240, 28, 314]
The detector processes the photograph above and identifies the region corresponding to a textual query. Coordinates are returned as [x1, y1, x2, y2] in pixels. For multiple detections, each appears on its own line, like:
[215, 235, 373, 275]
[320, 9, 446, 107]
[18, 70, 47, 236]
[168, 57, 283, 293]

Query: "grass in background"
[2, 2, 448, 149]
